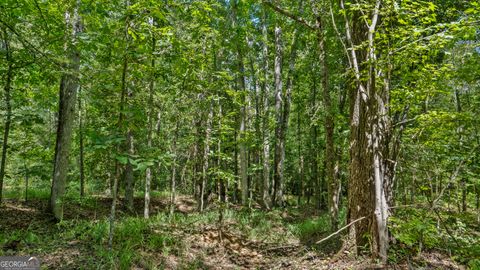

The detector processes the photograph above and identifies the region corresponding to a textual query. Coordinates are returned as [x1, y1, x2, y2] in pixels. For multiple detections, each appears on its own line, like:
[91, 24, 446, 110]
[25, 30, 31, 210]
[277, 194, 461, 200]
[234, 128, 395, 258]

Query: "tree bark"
[78, 86, 85, 197]
[50, 5, 82, 221]
[261, 9, 271, 209]
[124, 130, 135, 212]
[231, 0, 249, 206]
[309, 75, 319, 207]
[312, 4, 340, 230]
[170, 120, 178, 216]
[199, 101, 213, 212]
[144, 17, 155, 219]
[0, 28, 13, 203]
[272, 23, 284, 207]
[109, 0, 129, 249]
[342, 0, 389, 261]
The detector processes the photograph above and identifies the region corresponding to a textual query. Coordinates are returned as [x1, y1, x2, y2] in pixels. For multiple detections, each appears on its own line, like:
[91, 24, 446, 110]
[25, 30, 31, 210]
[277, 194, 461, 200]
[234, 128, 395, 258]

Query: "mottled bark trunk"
[343, 0, 388, 262]
[50, 6, 81, 221]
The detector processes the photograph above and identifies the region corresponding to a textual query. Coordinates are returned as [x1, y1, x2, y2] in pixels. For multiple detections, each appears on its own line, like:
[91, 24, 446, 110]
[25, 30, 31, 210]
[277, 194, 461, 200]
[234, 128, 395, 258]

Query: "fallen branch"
[316, 216, 367, 244]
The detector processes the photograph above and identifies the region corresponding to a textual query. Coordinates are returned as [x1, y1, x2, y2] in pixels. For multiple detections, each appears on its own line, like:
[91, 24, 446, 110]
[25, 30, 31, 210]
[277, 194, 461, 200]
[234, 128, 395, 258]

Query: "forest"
[0, 0, 479, 269]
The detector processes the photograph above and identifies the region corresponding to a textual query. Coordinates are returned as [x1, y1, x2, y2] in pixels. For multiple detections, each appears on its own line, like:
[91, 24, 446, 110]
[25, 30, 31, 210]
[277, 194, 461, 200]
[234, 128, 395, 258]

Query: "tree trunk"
[313, 8, 340, 230]
[124, 130, 135, 212]
[248, 39, 262, 205]
[24, 161, 28, 202]
[170, 120, 178, 216]
[297, 109, 304, 205]
[461, 178, 467, 212]
[231, 0, 248, 206]
[50, 5, 81, 221]
[78, 86, 85, 197]
[144, 17, 155, 219]
[342, 0, 388, 261]
[261, 9, 271, 209]
[0, 28, 13, 203]
[217, 102, 225, 202]
[273, 24, 284, 207]
[109, 0, 129, 249]
[309, 75, 320, 207]
[199, 101, 213, 212]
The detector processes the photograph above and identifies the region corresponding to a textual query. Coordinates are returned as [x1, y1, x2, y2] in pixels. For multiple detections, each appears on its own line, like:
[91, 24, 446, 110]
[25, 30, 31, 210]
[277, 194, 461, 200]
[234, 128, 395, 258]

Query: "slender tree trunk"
[247, 40, 262, 204]
[124, 130, 135, 212]
[50, 5, 82, 220]
[309, 75, 319, 207]
[78, 86, 85, 197]
[144, 17, 156, 219]
[273, 23, 283, 207]
[0, 28, 13, 203]
[109, 0, 129, 248]
[217, 101, 227, 203]
[476, 184, 479, 223]
[199, 101, 213, 212]
[312, 7, 339, 230]
[24, 161, 28, 202]
[297, 109, 304, 205]
[261, 10, 271, 209]
[231, 0, 249, 206]
[170, 120, 178, 216]
[193, 117, 201, 198]
[461, 178, 467, 212]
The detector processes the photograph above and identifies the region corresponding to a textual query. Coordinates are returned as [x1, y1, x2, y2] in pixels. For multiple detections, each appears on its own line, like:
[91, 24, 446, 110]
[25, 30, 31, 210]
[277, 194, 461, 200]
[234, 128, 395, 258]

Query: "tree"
[50, 1, 82, 221]
[0, 28, 13, 203]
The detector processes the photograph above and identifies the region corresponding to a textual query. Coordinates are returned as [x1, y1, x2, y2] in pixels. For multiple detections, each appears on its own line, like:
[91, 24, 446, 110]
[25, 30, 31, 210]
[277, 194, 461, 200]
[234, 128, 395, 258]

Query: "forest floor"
[0, 193, 474, 269]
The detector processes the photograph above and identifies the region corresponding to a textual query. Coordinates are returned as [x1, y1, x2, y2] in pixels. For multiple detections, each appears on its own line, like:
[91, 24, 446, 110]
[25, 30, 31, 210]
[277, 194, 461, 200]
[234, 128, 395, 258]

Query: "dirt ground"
[0, 197, 466, 269]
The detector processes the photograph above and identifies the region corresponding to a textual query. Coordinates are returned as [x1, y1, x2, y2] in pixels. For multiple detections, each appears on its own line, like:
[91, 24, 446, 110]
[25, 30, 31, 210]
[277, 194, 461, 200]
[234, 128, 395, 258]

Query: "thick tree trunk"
[343, 0, 388, 262]
[0, 29, 13, 203]
[50, 6, 81, 221]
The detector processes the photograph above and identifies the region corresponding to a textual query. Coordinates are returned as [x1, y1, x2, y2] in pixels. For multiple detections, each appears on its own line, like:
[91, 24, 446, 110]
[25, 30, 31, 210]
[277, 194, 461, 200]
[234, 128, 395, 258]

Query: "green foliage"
[390, 214, 440, 251]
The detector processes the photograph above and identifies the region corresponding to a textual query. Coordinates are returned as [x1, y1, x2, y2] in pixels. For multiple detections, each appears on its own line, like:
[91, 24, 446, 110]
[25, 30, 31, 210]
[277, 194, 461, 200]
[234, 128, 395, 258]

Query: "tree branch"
[316, 216, 367, 244]
[262, 1, 316, 31]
